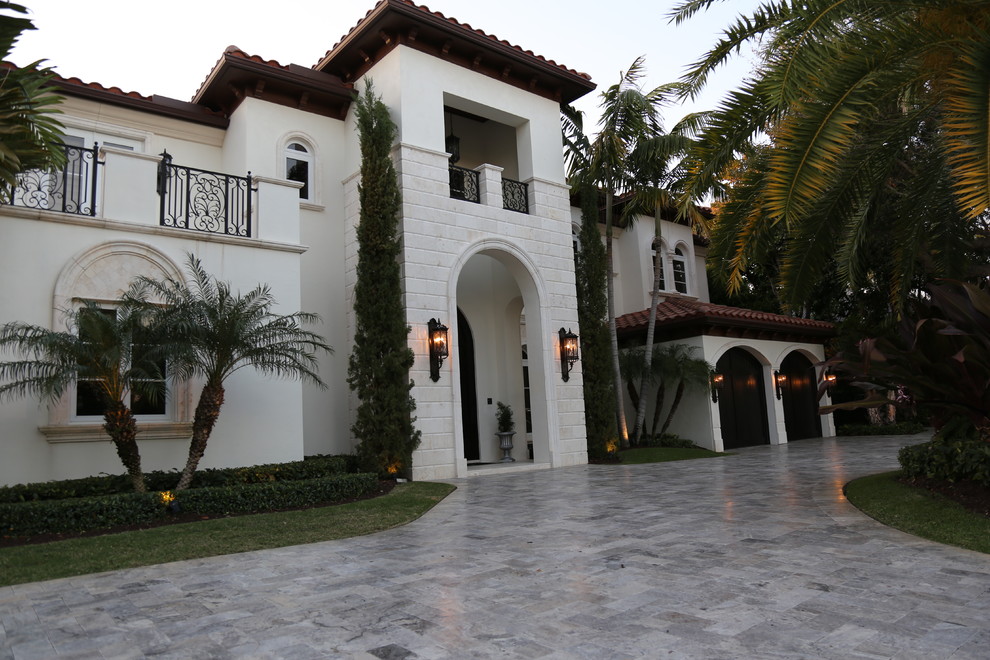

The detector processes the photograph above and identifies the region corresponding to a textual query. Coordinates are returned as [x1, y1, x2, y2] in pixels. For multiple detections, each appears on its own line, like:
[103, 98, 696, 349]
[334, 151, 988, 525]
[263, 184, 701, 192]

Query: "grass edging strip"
[844, 471, 990, 554]
[0, 481, 455, 587]
[618, 447, 732, 464]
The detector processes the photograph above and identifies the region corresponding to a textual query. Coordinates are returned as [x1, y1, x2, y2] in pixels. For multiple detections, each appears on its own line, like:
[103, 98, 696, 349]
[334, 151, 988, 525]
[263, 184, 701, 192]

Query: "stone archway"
[453, 248, 551, 465]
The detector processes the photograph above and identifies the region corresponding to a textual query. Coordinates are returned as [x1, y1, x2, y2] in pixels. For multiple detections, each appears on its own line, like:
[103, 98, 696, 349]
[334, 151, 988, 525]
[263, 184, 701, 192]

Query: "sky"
[8, 0, 764, 133]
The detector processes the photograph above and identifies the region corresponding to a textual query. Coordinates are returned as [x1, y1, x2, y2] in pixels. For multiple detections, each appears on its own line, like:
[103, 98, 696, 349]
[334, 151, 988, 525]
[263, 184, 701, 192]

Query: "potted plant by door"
[495, 401, 516, 463]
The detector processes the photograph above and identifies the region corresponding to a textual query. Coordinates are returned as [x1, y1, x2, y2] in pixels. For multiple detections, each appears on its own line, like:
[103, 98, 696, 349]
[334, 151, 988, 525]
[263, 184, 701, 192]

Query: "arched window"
[672, 247, 688, 294]
[43, 242, 193, 441]
[651, 238, 666, 291]
[284, 141, 313, 200]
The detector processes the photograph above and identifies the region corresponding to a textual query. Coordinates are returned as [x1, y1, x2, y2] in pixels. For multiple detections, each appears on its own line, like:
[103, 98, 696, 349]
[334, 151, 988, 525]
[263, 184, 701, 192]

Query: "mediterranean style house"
[0, 0, 833, 487]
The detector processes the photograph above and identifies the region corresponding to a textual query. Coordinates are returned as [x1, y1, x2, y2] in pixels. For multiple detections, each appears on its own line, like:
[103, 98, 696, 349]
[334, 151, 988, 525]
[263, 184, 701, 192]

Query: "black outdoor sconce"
[774, 370, 787, 400]
[428, 318, 449, 382]
[710, 371, 724, 403]
[558, 328, 579, 382]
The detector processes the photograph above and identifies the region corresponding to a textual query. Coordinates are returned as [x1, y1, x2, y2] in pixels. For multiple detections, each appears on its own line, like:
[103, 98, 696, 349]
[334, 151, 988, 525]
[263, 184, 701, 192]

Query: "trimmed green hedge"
[837, 421, 926, 436]
[0, 455, 353, 503]
[898, 438, 990, 487]
[642, 433, 697, 449]
[0, 473, 379, 537]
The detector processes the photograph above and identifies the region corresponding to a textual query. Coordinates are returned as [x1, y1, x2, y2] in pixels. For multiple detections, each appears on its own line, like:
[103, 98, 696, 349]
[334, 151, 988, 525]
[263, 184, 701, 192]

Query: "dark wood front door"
[457, 309, 480, 461]
[717, 348, 770, 449]
[780, 351, 822, 441]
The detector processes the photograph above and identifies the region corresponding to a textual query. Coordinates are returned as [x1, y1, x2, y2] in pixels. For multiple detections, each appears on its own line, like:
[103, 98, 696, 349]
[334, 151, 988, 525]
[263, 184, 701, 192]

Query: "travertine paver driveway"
[2, 434, 989, 659]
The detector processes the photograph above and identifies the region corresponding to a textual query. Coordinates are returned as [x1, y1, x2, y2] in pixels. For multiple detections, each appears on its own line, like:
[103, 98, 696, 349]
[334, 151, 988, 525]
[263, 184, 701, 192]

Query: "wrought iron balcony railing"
[158, 151, 253, 238]
[502, 177, 528, 214]
[449, 164, 480, 203]
[4, 142, 100, 216]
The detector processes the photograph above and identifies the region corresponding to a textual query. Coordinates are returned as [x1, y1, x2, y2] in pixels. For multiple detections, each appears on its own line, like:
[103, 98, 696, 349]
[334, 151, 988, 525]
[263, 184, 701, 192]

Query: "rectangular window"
[652, 252, 666, 291]
[287, 157, 309, 200]
[75, 307, 167, 418]
[673, 259, 687, 294]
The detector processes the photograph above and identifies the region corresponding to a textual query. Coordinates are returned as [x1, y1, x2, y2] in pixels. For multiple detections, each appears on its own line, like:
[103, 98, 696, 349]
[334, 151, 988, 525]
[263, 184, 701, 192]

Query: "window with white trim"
[672, 247, 688, 294]
[650, 238, 667, 292]
[285, 141, 313, 200]
[74, 305, 167, 420]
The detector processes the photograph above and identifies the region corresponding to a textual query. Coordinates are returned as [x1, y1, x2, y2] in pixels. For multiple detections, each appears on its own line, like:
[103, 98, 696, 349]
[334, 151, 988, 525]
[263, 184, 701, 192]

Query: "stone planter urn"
[495, 401, 516, 463]
[496, 431, 516, 463]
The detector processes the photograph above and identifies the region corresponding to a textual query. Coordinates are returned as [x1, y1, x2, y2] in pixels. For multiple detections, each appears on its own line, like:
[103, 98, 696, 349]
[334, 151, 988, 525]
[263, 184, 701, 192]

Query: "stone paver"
[2, 434, 989, 659]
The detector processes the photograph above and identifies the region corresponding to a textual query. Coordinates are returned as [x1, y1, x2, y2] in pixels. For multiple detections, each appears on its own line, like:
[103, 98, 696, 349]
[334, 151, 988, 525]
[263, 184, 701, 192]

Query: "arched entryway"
[779, 351, 822, 441]
[454, 248, 551, 465]
[716, 347, 770, 449]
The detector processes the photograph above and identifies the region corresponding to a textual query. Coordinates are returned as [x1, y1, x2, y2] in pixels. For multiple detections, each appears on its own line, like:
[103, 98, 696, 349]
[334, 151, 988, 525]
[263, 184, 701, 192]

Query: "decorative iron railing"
[4, 142, 100, 216]
[158, 151, 253, 237]
[502, 177, 529, 214]
[449, 164, 480, 203]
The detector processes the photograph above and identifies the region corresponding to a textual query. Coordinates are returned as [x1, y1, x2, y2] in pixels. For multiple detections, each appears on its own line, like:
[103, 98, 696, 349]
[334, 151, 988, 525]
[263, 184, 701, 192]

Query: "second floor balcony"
[3, 144, 300, 245]
[448, 163, 529, 214]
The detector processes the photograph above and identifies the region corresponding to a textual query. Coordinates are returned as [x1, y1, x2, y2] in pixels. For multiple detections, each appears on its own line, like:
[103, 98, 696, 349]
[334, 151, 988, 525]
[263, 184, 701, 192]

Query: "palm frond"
[942, 33, 990, 218]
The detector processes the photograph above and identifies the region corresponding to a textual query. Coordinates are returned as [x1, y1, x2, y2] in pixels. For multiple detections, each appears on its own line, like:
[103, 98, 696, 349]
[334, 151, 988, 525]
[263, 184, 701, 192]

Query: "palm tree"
[673, 0, 990, 311]
[0, 299, 163, 492]
[651, 344, 712, 437]
[565, 57, 667, 446]
[134, 256, 333, 491]
[623, 115, 705, 444]
[562, 105, 617, 458]
[620, 343, 712, 443]
[0, 2, 66, 198]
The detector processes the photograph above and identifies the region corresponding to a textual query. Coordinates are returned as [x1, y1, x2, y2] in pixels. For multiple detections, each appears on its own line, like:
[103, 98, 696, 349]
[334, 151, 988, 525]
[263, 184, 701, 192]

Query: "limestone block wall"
[343, 143, 588, 480]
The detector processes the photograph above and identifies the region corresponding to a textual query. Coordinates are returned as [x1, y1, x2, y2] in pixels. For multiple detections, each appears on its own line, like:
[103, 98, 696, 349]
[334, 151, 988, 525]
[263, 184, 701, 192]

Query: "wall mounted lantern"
[774, 370, 787, 400]
[823, 369, 837, 397]
[428, 318, 449, 382]
[710, 371, 725, 403]
[558, 328, 579, 381]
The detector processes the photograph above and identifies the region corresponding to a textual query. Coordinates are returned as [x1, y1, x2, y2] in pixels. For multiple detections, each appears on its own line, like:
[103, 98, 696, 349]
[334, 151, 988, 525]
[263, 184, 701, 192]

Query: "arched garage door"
[717, 348, 770, 449]
[780, 351, 822, 441]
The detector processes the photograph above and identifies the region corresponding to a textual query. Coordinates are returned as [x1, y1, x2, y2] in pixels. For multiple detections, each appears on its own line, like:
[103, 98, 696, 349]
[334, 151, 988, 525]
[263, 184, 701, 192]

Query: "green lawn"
[845, 471, 990, 554]
[619, 446, 731, 464]
[0, 481, 455, 587]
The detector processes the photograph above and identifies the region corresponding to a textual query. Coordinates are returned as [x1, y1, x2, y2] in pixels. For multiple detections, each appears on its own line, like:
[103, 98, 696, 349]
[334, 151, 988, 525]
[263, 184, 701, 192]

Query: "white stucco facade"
[0, 0, 833, 487]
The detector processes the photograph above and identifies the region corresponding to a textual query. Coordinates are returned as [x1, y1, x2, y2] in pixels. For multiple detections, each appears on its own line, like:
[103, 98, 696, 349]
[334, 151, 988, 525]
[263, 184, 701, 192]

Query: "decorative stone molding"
[40, 422, 194, 444]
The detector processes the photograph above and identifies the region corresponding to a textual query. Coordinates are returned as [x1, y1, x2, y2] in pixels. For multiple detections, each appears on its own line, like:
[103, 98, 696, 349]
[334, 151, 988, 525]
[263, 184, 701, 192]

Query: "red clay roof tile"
[616, 297, 834, 333]
[316, 0, 591, 80]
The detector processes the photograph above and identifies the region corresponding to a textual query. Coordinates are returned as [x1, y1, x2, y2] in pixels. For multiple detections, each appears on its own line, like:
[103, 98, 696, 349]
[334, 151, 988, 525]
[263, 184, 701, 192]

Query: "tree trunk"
[632, 204, 664, 444]
[103, 401, 145, 493]
[175, 383, 226, 491]
[626, 379, 640, 411]
[660, 381, 686, 435]
[605, 191, 629, 446]
[651, 381, 667, 437]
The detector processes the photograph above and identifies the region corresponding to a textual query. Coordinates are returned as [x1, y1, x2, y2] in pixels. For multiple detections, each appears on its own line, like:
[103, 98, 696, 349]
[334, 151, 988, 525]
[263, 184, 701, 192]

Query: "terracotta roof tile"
[223, 46, 290, 71]
[192, 46, 292, 102]
[45, 71, 153, 102]
[616, 297, 834, 333]
[316, 0, 591, 80]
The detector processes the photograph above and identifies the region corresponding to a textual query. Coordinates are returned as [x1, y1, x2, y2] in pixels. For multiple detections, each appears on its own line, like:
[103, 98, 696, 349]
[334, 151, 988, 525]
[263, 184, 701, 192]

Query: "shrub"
[837, 421, 926, 436]
[642, 433, 697, 449]
[898, 427, 990, 487]
[0, 473, 379, 537]
[175, 473, 379, 517]
[0, 455, 355, 503]
[0, 492, 162, 536]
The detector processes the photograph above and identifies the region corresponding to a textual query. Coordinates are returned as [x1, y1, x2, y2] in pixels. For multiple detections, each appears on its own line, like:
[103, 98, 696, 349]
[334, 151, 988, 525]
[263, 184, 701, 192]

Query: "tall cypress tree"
[574, 182, 617, 459]
[348, 83, 421, 477]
